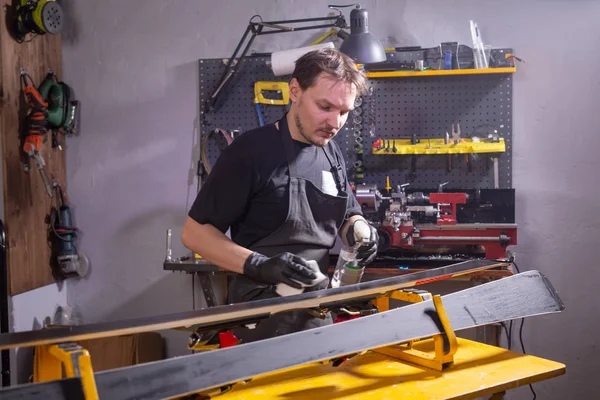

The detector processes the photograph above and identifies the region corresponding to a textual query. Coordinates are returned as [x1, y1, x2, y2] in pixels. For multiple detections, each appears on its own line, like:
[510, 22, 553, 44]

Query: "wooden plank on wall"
[0, 0, 66, 295]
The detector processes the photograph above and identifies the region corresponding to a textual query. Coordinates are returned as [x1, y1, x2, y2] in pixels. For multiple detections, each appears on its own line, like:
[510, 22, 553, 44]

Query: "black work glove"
[243, 252, 318, 289]
[346, 219, 379, 265]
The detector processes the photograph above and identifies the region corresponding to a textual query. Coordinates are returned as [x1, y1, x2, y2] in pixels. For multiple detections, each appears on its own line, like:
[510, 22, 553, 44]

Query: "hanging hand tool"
[410, 134, 418, 181]
[7, 0, 64, 43]
[20, 68, 53, 198]
[445, 131, 452, 171]
[253, 81, 289, 126]
[368, 86, 376, 137]
[38, 69, 81, 150]
[48, 179, 89, 278]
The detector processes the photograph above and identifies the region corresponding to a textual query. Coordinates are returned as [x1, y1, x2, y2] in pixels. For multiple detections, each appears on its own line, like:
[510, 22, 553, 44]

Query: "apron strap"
[279, 115, 299, 178]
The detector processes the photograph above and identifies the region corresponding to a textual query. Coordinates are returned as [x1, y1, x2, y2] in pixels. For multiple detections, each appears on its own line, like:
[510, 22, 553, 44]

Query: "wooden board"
[0, 0, 66, 295]
[77, 332, 164, 372]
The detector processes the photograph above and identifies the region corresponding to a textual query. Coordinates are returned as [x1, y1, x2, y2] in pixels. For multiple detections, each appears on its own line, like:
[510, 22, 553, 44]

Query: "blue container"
[444, 50, 453, 69]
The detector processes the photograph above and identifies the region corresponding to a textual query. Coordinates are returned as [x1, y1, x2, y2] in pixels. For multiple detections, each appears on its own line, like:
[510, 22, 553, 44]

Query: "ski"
[0, 270, 564, 400]
[0, 259, 508, 350]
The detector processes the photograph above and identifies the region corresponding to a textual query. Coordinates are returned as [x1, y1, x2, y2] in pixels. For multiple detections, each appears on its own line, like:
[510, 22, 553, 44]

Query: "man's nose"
[328, 112, 343, 130]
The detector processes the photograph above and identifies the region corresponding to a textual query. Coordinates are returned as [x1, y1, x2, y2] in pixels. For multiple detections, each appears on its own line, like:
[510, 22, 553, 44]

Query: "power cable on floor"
[513, 261, 537, 400]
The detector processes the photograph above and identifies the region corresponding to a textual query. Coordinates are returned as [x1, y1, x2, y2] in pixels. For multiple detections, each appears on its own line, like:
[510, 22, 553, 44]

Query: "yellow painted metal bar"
[432, 295, 458, 365]
[372, 288, 431, 312]
[366, 67, 516, 78]
[372, 138, 506, 155]
[372, 296, 390, 312]
[34, 343, 99, 400]
[33, 344, 62, 382]
[75, 350, 100, 400]
[373, 294, 458, 371]
[390, 289, 432, 303]
[311, 28, 339, 45]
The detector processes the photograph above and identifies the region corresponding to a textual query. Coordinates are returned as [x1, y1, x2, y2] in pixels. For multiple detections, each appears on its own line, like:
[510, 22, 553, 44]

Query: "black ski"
[0, 270, 564, 400]
[0, 259, 508, 350]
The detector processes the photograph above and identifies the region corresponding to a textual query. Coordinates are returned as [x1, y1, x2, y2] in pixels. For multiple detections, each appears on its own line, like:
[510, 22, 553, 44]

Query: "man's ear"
[289, 78, 302, 103]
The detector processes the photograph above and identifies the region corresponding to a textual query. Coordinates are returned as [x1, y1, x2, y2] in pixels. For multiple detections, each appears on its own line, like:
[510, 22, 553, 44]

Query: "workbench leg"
[489, 390, 506, 399]
[196, 273, 217, 307]
[476, 324, 500, 347]
[194, 272, 228, 308]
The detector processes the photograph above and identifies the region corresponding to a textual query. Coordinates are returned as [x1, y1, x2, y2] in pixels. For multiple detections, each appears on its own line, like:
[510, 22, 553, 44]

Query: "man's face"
[290, 73, 357, 147]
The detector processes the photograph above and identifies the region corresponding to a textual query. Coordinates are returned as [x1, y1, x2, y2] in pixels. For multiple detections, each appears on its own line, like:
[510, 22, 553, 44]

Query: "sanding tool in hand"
[48, 179, 89, 278]
[20, 67, 53, 198]
[276, 260, 326, 297]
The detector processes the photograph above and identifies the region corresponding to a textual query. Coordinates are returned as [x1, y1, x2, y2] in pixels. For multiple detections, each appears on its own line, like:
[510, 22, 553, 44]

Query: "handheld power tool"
[48, 180, 89, 278]
[38, 69, 81, 149]
[20, 67, 54, 198]
[8, 0, 64, 43]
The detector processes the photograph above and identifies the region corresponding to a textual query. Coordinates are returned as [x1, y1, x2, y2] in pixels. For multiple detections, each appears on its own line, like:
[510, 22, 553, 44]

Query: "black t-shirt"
[188, 122, 362, 248]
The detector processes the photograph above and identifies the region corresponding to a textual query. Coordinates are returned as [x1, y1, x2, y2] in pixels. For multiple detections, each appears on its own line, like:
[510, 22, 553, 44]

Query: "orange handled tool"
[20, 67, 53, 198]
[20, 69, 48, 111]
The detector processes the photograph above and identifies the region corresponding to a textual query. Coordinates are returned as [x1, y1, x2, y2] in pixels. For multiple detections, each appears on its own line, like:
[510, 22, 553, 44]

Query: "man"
[182, 48, 379, 342]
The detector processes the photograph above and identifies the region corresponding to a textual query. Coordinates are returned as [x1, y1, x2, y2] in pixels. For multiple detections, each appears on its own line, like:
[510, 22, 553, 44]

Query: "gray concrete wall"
[59, 1, 600, 398]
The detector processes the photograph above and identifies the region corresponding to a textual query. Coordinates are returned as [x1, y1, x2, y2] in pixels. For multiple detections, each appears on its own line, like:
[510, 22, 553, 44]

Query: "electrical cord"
[49, 183, 77, 243]
[512, 261, 537, 400]
[500, 321, 511, 350]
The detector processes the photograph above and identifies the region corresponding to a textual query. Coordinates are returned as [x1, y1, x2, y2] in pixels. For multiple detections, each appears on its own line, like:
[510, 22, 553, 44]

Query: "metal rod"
[493, 157, 499, 189]
[418, 236, 508, 242]
[215, 24, 252, 86]
[265, 16, 342, 25]
[207, 26, 260, 111]
[165, 229, 172, 262]
[257, 23, 339, 34]
[0, 220, 10, 387]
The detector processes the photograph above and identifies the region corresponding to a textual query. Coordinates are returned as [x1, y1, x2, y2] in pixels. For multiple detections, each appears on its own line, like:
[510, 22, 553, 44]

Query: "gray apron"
[228, 115, 349, 343]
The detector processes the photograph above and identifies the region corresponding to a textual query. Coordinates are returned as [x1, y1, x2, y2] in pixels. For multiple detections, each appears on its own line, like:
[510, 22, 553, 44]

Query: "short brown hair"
[292, 48, 368, 97]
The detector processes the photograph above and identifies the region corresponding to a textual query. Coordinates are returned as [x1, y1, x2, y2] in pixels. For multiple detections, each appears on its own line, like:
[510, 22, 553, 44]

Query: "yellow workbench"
[213, 338, 565, 400]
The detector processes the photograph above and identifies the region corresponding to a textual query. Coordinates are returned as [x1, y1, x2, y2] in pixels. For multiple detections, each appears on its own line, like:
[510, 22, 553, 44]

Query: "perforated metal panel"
[199, 53, 512, 190]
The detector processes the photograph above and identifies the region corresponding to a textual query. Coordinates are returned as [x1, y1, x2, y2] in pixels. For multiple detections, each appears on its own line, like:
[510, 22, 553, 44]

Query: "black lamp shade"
[339, 6, 386, 64]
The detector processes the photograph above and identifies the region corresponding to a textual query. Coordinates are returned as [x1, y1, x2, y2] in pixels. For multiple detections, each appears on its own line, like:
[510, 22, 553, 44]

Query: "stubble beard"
[295, 114, 326, 148]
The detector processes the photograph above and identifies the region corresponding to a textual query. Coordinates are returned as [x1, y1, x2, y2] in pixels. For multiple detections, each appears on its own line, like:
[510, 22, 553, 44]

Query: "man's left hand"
[346, 219, 379, 265]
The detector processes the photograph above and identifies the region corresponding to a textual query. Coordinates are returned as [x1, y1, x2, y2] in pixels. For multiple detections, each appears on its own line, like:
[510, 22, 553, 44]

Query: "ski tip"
[538, 271, 566, 311]
[519, 270, 565, 312]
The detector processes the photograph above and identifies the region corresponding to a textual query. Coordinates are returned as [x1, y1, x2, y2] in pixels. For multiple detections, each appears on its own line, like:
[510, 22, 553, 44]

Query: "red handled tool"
[20, 67, 53, 198]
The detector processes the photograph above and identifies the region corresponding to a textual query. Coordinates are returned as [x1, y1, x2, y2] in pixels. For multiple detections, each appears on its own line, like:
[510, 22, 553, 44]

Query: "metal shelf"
[372, 138, 506, 155]
[366, 67, 516, 78]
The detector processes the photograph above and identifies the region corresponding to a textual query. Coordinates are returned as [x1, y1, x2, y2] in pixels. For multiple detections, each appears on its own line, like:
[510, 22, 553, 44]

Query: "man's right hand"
[243, 252, 318, 289]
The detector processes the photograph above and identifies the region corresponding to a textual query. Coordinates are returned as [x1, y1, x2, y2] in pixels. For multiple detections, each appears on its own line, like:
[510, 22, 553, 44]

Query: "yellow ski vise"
[372, 288, 458, 371]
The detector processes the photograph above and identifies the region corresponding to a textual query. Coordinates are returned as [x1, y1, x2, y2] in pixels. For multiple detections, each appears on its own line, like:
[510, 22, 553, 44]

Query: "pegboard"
[198, 51, 513, 191]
